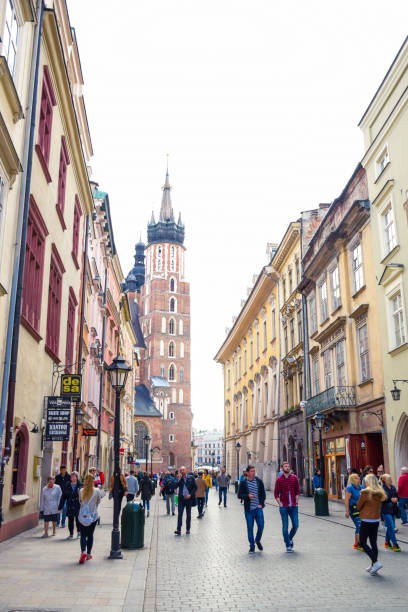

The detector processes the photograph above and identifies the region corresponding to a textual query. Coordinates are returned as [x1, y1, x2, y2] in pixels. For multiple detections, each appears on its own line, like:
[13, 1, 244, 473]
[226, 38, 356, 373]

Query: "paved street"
[1, 488, 408, 612]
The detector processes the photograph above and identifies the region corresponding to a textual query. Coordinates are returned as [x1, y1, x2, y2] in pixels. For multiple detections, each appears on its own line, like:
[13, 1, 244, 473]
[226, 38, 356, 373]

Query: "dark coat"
[139, 476, 154, 501]
[175, 474, 197, 502]
[55, 472, 71, 495]
[59, 482, 83, 516]
[163, 475, 177, 495]
[382, 484, 398, 515]
[238, 477, 266, 512]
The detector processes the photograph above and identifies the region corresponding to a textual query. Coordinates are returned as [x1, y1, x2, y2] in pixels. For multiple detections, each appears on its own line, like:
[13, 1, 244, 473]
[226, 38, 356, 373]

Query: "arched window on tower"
[168, 341, 175, 357]
[157, 245, 163, 271]
[179, 389, 183, 404]
[169, 318, 175, 335]
[161, 317, 166, 333]
[180, 366, 184, 382]
[170, 246, 176, 271]
[169, 363, 176, 382]
[170, 277, 176, 292]
[160, 340, 164, 356]
[180, 342, 184, 358]
[169, 297, 176, 312]
[160, 363, 165, 377]
[134, 421, 149, 461]
[179, 319, 183, 335]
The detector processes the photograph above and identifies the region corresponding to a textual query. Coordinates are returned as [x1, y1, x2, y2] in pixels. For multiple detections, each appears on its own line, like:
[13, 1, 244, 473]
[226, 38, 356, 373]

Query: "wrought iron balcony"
[306, 386, 356, 418]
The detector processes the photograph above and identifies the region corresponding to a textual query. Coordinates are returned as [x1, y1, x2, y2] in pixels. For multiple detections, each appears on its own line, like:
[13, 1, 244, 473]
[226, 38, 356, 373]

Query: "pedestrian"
[376, 465, 384, 482]
[397, 466, 408, 525]
[109, 469, 128, 510]
[356, 473, 387, 575]
[361, 465, 374, 488]
[239, 470, 247, 503]
[78, 474, 104, 564]
[274, 461, 300, 553]
[312, 469, 321, 491]
[138, 472, 154, 517]
[55, 465, 70, 528]
[88, 466, 104, 489]
[217, 467, 230, 508]
[203, 469, 212, 506]
[174, 465, 197, 535]
[196, 472, 207, 518]
[40, 476, 62, 538]
[59, 471, 83, 539]
[344, 472, 362, 550]
[238, 465, 266, 554]
[163, 471, 177, 515]
[381, 474, 402, 551]
[213, 472, 218, 490]
[126, 469, 139, 502]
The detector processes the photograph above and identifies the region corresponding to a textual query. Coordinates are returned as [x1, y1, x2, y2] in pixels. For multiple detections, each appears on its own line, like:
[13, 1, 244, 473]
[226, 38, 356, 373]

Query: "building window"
[264, 382, 268, 413]
[289, 270, 293, 295]
[170, 277, 176, 292]
[3, 0, 19, 77]
[290, 318, 295, 348]
[169, 318, 175, 335]
[168, 341, 175, 357]
[170, 246, 175, 272]
[134, 421, 148, 460]
[295, 260, 300, 285]
[391, 291, 406, 348]
[284, 326, 288, 355]
[309, 293, 317, 335]
[56, 137, 69, 224]
[45, 245, 65, 360]
[179, 319, 183, 335]
[238, 355, 241, 378]
[179, 389, 183, 404]
[169, 434, 174, 443]
[157, 245, 162, 271]
[180, 366, 184, 382]
[249, 340, 253, 366]
[256, 329, 260, 358]
[172, 388, 176, 403]
[263, 320, 267, 350]
[160, 364, 165, 377]
[335, 340, 346, 386]
[244, 348, 247, 372]
[161, 317, 166, 333]
[169, 297, 176, 312]
[227, 369, 230, 388]
[160, 340, 164, 356]
[297, 311, 302, 344]
[351, 243, 364, 294]
[282, 278, 286, 302]
[357, 323, 371, 382]
[180, 342, 184, 358]
[65, 288, 77, 371]
[37, 66, 56, 171]
[330, 265, 341, 310]
[376, 146, 389, 176]
[71, 196, 82, 268]
[169, 411, 175, 420]
[319, 278, 328, 322]
[322, 349, 332, 389]
[312, 355, 320, 395]
[271, 308, 276, 339]
[22, 196, 48, 334]
[169, 364, 176, 382]
[383, 205, 396, 255]
[11, 424, 29, 496]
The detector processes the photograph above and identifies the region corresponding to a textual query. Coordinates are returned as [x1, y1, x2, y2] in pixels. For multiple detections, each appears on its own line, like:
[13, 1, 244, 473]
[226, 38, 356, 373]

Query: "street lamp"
[144, 434, 151, 473]
[391, 379, 408, 401]
[312, 411, 325, 489]
[235, 441, 241, 481]
[106, 355, 131, 560]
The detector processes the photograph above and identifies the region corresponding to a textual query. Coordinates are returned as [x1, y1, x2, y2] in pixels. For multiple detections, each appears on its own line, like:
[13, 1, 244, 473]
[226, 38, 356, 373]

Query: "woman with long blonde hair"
[344, 473, 362, 550]
[77, 474, 104, 564]
[357, 473, 386, 575]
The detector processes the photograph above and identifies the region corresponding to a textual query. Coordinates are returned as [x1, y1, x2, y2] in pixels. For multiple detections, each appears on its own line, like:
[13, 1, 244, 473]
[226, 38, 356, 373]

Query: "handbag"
[395, 504, 401, 519]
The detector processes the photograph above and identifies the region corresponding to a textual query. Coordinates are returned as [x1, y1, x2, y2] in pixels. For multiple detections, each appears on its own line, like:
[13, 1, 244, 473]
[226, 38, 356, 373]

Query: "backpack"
[79, 493, 98, 526]
[165, 478, 176, 495]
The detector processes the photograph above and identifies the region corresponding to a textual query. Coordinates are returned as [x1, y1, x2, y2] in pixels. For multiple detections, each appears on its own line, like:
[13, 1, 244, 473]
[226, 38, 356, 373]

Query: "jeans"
[279, 506, 299, 547]
[79, 520, 97, 554]
[219, 487, 227, 506]
[197, 497, 205, 516]
[398, 497, 408, 523]
[177, 498, 192, 532]
[166, 493, 175, 514]
[205, 488, 209, 504]
[245, 507, 264, 548]
[350, 513, 361, 535]
[383, 513, 397, 546]
[68, 514, 80, 536]
[142, 498, 150, 511]
[359, 520, 379, 563]
[57, 501, 67, 527]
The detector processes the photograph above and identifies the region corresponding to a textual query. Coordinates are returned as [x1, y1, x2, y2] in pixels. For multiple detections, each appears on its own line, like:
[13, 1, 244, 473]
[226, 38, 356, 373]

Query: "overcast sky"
[68, 0, 408, 430]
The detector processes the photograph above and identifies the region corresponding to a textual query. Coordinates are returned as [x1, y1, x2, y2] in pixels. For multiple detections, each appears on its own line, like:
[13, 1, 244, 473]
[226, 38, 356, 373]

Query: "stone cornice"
[272, 222, 300, 271]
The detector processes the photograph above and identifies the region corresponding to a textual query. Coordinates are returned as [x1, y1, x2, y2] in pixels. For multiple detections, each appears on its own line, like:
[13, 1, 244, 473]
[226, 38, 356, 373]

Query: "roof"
[129, 300, 146, 349]
[150, 376, 170, 388]
[134, 384, 162, 417]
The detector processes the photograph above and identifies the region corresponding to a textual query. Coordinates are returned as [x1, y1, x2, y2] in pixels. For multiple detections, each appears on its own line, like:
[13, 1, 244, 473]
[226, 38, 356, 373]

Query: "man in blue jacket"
[238, 464, 266, 554]
[174, 466, 197, 535]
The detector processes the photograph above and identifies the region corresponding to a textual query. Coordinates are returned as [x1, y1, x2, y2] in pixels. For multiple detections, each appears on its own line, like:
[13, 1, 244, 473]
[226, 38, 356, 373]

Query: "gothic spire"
[159, 168, 174, 222]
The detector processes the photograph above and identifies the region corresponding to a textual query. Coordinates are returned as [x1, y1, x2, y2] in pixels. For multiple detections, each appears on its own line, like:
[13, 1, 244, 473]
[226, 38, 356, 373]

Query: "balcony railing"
[306, 386, 356, 418]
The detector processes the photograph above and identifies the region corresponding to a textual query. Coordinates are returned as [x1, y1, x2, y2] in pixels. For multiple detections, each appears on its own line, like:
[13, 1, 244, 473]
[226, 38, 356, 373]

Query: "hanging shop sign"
[83, 427, 98, 437]
[45, 396, 71, 441]
[60, 374, 82, 401]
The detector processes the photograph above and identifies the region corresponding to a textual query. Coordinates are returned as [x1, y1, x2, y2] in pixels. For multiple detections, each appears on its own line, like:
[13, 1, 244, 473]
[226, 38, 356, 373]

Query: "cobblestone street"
[1, 488, 408, 612]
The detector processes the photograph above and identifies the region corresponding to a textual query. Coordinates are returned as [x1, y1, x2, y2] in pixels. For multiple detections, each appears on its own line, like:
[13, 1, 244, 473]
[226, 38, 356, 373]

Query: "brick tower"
[128, 168, 192, 472]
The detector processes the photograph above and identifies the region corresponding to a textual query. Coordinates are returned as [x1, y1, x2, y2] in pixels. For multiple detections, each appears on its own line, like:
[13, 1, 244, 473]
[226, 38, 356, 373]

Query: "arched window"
[169, 297, 176, 312]
[161, 317, 166, 333]
[11, 423, 29, 496]
[180, 366, 184, 382]
[169, 451, 175, 467]
[160, 340, 164, 356]
[157, 245, 163, 271]
[169, 363, 176, 382]
[179, 319, 183, 335]
[180, 342, 184, 358]
[170, 277, 176, 292]
[134, 421, 149, 461]
[160, 364, 165, 377]
[169, 318, 175, 335]
[168, 341, 175, 357]
[170, 246, 175, 271]
[179, 389, 183, 404]
[172, 388, 177, 403]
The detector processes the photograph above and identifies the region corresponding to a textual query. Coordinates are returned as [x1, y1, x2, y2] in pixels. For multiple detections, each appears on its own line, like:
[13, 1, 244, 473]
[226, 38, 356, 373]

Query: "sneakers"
[86, 554, 92, 560]
[186, 530, 190, 535]
[249, 547, 255, 554]
[256, 541, 263, 551]
[67, 535, 73, 540]
[401, 521, 408, 525]
[79, 553, 87, 564]
[393, 546, 402, 552]
[174, 530, 181, 536]
[365, 564, 372, 572]
[77, 533, 81, 538]
[286, 547, 294, 553]
[353, 544, 363, 550]
[172, 512, 175, 515]
[290, 540, 294, 550]
[369, 561, 383, 575]
[384, 542, 392, 549]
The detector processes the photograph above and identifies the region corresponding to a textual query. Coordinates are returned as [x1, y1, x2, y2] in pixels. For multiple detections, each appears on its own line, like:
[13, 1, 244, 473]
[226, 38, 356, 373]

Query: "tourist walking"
[217, 467, 230, 507]
[397, 466, 408, 525]
[312, 469, 322, 491]
[55, 465, 70, 527]
[78, 474, 104, 564]
[174, 466, 197, 535]
[163, 472, 177, 515]
[126, 470, 139, 502]
[59, 471, 82, 539]
[109, 469, 128, 510]
[344, 473, 362, 550]
[138, 472, 154, 517]
[203, 469, 212, 506]
[89, 466, 104, 489]
[40, 476, 62, 538]
[381, 474, 401, 552]
[274, 461, 300, 553]
[196, 472, 207, 518]
[238, 465, 266, 554]
[356, 473, 387, 574]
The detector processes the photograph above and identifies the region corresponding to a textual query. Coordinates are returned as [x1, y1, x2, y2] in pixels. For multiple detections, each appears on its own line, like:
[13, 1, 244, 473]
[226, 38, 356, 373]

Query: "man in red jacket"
[274, 461, 300, 553]
[397, 466, 408, 525]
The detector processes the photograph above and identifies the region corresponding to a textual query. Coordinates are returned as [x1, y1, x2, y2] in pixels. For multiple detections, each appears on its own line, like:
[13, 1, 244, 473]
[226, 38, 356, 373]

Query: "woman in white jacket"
[77, 474, 104, 564]
[40, 476, 62, 537]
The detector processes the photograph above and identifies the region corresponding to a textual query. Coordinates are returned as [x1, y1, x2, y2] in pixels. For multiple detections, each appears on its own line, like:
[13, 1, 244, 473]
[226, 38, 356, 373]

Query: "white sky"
[68, 0, 408, 430]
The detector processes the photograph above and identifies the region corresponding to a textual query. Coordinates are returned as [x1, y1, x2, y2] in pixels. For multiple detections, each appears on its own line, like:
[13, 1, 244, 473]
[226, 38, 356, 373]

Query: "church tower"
[132, 168, 192, 471]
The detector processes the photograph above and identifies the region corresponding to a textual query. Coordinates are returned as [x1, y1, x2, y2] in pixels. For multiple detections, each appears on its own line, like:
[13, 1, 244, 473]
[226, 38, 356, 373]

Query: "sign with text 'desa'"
[60, 374, 82, 401]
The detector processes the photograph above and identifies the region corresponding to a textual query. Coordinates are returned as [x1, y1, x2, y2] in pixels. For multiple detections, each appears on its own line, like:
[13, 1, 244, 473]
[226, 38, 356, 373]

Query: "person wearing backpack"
[59, 471, 83, 539]
[163, 471, 177, 515]
[345, 472, 363, 550]
[381, 474, 402, 552]
[78, 474, 104, 564]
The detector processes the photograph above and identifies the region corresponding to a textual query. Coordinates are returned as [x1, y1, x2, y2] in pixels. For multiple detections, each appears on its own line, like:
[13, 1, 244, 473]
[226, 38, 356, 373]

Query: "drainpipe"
[300, 217, 312, 496]
[276, 278, 282, 475]
[96, 266, 108, 469]
[0, 0, 44, 529]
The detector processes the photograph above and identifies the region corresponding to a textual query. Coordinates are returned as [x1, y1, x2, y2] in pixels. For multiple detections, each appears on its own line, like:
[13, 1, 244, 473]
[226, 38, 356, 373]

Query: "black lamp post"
[106, 355, 131, 560]
[313, 411, 325, 489]
[150, 447, 153, 476]
[235, 441, 241, 481]
[391, 379, 408, 401]
[144, 434, 151, 474]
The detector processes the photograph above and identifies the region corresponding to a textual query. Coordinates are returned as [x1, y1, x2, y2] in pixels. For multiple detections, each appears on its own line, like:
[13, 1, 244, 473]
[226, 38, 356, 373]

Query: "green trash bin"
[314, 487, 329, 516]
[234, 481, 239, 494]
[121, 502, 145, 549]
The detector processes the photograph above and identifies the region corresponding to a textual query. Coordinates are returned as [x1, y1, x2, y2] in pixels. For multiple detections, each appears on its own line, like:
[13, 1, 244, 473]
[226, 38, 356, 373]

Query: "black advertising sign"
[46, 422, 70, 441]
[45, 396, 71, 441]
[60, 374, 82, 401]
[83, 428, 97, 437]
